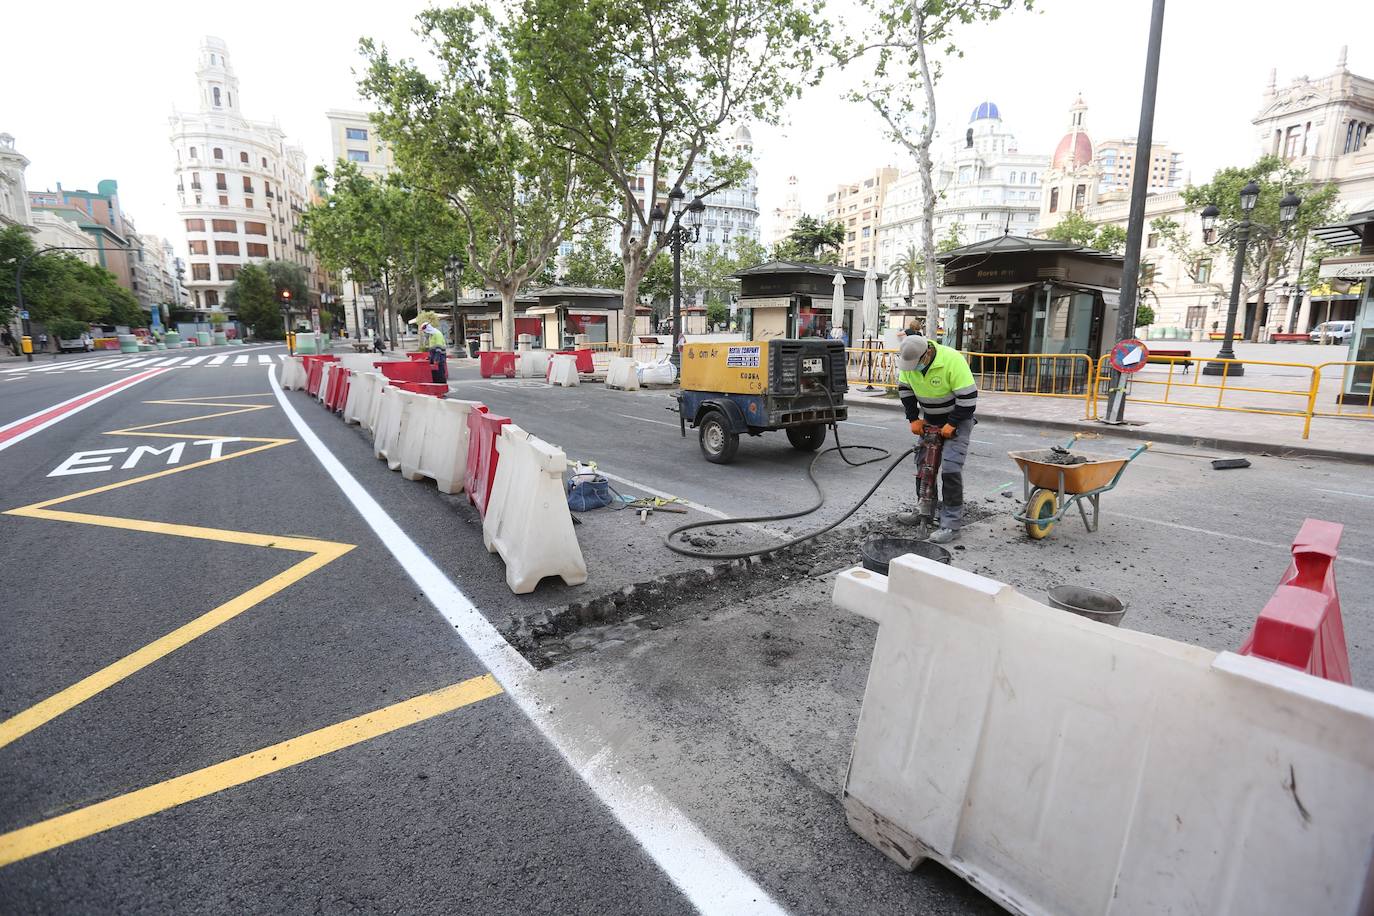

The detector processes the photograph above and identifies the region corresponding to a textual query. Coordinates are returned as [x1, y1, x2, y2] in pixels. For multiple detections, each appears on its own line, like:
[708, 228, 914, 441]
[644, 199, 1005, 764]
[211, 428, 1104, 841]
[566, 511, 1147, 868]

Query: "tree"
[1152, 154, 1341, 339]
[225, 263, 280, 338]
[839, 0, 1033, 331]
[1134, 303, 1155, 328]
[510, 0, 829, 343]
[1043, 211, 1127, 254]
[888, 244, 922, 307]
[640, 252, 674, 320]
[773, 214, 845, 263]
[1, 226, 144, 330]
[561, 230, 625, 288]
[705, 300, 730, 330]
[361, 6, 605, 352]
[684, 244, 740, 306]
[732, 238, 768, 272]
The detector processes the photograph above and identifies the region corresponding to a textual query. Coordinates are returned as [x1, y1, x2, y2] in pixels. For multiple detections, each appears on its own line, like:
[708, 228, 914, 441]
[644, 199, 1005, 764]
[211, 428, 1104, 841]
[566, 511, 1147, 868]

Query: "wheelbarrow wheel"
[1025, 488, 1058, 540]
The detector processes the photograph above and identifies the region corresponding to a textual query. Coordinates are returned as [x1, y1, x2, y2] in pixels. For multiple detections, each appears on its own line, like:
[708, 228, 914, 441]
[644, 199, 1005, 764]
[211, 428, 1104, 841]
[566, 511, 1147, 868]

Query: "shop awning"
[466, 312, 500, 321]
[937, 283, 1033, 306]
[525, 306, 560, 316]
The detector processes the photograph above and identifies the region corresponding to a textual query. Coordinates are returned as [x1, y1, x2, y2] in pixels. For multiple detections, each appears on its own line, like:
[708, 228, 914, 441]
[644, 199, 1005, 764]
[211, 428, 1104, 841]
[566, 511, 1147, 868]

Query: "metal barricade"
[845, 349, 1096, 416]
[1308, 361, 1374, 436]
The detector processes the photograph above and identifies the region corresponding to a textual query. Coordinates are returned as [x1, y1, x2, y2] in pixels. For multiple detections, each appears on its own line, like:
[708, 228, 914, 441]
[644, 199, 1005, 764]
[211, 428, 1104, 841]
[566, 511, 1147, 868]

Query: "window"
[243, 176, 253, 192]
[240, 151, 249, 163]
[188, 240, 208, 255]
[1140, 262, 1156, 285]
[190, 173, 202, 190]
[1049, 188, 1060, 213]
[862, 226, 871, 238]
[245, 221, 268, 235]
[191, 263, 211, 280]
[218, 264, 241, 281]
[213, 147, 223, 160]
[244, 199, 253, 209]
[215, 173, 227, 190]
[212, 219, 237, 232]
[860, 257, 870, 267]
[219, 195, 229, 206]
[185, 218, 206, 232]
[1147, 232, 1159, 248]
[346, 127, 368, 141]
[262, 157, 268, 168]
[1284, 125, 1303, 160]
[213, 87, 221, 107]
[1196, 258, 1212, 284]
[847, 231, 856, 241]
[347, 149, 370, 162]
[205, 290, 219, 307]
[190, 147, 198, 159]
[1185, 305, 1207, 329]
[247, 242, 269, 257]
[980, 212, 989, 220]
[215, 240, 240, 256]
[1073, 184, 1087, 210]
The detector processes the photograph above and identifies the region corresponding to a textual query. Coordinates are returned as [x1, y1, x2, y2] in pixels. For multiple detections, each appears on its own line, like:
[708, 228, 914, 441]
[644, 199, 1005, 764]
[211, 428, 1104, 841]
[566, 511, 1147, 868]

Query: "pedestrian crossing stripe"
[0, 352, 288, 376]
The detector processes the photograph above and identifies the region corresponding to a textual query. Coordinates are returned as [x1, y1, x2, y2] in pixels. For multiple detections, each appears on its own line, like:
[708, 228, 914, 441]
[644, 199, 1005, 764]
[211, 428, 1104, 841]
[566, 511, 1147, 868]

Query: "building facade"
[29, 179, 140, 293]
[169, 37, 315, 319]
[877, 102, 1048, 309]
[325, 110, 395, 178]
[1094, 137, 1184, 196]
[1038, 97, 1103, 233]
[825, 166, 899, 269]
[0, 133, 33, 231]
[696, 125, 761, 252]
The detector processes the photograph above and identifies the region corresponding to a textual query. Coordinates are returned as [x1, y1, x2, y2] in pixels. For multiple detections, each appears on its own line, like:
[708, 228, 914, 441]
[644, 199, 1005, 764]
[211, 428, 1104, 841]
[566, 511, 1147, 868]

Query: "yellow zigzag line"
[1, 394, 355, 751]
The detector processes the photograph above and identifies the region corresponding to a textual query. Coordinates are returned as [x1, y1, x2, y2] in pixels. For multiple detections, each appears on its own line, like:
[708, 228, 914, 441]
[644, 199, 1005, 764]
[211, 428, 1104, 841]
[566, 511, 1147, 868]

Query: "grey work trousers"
[937, 421, 972, 529]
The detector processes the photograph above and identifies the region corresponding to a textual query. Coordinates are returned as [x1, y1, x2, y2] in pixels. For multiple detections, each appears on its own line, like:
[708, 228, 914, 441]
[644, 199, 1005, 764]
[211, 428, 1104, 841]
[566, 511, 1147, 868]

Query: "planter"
[118, 334, 140, 354]
[197, 331, 212, 346]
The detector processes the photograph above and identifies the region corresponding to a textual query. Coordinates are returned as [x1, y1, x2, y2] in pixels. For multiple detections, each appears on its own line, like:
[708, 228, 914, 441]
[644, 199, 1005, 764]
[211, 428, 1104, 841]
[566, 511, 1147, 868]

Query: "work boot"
[896, 510, 923, 526]
[928, 527, 959, 544]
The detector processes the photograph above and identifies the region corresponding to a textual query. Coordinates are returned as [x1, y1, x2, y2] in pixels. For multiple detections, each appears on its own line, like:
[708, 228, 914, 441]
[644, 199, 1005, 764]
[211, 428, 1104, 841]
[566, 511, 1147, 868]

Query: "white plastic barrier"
[372, 385, 410, 470]
[517, 349, 551, 379]
[482, 424, 588, 594]
[346, 371, 383, 429]
[279, 356, 307, 390]
[338, 352, 381, 372]
[397, 397, 484, 494]
[547, 354, 580, 388]
[364, 375, 389, 434]
[834, 556, 1374, 916]
[316, 363, 336, 402]
[605, 356, 640, 391]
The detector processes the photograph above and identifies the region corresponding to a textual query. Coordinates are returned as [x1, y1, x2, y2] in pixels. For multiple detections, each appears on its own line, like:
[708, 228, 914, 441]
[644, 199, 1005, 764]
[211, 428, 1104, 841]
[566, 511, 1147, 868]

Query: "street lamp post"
[447, 254, 467, 358]
[1200, 182, 1301, 376]
[650, 186, 705, 368]
[280, 288, 294, 354]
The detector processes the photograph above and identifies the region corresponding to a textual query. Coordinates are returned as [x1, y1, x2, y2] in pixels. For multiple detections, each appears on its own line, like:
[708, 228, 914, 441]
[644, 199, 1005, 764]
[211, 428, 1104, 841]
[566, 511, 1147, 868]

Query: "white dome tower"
[196, 36, 241, 114]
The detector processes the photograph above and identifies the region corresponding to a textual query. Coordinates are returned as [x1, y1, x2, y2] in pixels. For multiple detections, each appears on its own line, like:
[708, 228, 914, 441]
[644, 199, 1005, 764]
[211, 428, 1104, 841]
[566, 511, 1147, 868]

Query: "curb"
[847, 394, 1374, 466]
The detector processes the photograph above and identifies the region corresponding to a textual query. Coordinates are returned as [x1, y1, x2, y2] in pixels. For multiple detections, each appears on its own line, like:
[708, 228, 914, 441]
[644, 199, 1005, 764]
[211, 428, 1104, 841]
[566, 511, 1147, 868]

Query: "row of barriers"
[844, 346, 1374, 439]
[837, 518, 1366, 915]
[280, 353, 588, 594]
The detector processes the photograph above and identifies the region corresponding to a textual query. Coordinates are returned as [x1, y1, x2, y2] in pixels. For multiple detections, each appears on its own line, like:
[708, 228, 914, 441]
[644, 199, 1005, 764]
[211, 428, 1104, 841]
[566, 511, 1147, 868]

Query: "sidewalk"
[845, 385, 1374, 464]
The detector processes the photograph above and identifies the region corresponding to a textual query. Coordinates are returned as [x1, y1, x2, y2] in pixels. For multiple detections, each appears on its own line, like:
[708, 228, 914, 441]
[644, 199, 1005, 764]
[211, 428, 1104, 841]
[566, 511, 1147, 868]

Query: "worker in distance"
[895, 333, 978, 544]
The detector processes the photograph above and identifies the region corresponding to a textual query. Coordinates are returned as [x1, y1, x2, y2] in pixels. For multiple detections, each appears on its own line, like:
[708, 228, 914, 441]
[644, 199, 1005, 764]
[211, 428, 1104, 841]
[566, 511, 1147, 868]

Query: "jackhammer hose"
[665, 385, 915, 560]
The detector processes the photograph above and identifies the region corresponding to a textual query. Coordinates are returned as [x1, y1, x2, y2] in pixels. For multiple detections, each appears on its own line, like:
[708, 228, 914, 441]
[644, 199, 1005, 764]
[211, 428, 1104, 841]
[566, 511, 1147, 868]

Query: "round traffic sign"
[1110, 338, 1150, 374]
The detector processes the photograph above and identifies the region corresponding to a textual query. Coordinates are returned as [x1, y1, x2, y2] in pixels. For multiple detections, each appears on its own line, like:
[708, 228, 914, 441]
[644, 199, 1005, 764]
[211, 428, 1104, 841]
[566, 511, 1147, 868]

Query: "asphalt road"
[4, 352, 1372, 915]
[0, 359, 697, 914]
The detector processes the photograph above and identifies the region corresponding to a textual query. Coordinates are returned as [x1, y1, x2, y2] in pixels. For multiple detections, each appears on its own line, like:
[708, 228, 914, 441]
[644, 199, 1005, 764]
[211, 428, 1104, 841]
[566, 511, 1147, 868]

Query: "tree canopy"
[1043, 211, 1128, 254]
[1, 225, 146, 331]
[773, 215, 845, 263]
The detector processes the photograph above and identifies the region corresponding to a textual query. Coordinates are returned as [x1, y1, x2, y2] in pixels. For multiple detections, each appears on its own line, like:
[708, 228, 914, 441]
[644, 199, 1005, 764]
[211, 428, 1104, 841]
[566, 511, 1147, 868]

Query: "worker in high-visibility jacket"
[420, 321, 448, 383]
[895, 334, 978, 544]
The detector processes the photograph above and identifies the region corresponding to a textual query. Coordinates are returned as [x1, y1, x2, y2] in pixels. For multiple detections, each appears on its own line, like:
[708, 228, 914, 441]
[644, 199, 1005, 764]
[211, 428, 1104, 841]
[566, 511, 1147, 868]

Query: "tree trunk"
[621, 245, 650, 347]
[914, 13, 940, 336]
[499, 281, 516, 353]
[1250, 259, 1271, 342]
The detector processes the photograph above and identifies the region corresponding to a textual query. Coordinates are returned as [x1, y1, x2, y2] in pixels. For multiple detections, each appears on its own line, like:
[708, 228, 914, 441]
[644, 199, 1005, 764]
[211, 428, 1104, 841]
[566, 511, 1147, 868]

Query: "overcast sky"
[5, 0, 1370, 249]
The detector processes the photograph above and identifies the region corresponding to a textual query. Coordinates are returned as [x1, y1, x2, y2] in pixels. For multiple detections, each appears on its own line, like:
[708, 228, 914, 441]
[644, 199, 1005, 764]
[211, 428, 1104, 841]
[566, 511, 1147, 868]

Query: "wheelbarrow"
[1008, 435, 1151, 539]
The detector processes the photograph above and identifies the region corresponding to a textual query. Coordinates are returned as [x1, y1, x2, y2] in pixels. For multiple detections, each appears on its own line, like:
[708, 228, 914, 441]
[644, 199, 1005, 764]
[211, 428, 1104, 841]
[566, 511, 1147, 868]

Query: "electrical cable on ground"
[665, 386, 915, 560]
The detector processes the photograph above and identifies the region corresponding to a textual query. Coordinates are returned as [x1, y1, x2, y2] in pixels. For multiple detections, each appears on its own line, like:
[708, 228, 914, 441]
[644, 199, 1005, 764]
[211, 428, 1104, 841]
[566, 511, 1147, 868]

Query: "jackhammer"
[909, 425, 946, 536]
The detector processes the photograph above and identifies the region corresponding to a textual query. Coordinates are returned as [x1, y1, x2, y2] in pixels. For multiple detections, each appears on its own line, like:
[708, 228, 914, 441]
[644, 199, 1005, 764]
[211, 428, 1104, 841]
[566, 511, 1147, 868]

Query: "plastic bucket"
[860, 536, 951, 575]
[1047, 585, 1126, 626]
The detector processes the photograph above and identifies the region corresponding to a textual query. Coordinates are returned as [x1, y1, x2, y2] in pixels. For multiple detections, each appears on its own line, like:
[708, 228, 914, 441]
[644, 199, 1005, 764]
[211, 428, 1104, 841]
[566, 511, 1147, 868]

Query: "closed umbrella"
[831, 272, 845, 336]
[861, 268, 879, 346]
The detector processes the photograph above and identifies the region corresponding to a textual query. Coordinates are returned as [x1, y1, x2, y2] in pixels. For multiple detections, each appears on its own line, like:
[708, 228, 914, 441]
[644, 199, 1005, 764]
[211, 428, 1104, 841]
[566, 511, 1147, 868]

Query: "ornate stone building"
[169, 37, 316, 319]
[1038, 97, 1102, 232]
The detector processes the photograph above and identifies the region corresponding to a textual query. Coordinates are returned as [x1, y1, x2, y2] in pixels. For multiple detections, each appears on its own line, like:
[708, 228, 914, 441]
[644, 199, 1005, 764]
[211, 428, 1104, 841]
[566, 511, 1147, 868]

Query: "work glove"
[940, 423, 958, 440]
[909, 419, 926, 436]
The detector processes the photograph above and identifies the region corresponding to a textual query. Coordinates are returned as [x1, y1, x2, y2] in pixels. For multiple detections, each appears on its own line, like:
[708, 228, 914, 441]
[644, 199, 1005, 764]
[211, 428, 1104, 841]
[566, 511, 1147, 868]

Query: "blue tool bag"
[567, 475, 613, 512]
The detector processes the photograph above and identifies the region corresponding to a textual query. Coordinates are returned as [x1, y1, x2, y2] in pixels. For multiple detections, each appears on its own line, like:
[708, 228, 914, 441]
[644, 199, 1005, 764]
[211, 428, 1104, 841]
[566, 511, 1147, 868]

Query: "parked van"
[1310, 320, 1354, 342]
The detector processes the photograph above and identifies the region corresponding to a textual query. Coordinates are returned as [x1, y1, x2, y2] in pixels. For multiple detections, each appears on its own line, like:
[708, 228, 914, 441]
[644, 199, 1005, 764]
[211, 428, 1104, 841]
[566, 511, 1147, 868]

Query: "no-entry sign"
[1110, 338, 1150, 374]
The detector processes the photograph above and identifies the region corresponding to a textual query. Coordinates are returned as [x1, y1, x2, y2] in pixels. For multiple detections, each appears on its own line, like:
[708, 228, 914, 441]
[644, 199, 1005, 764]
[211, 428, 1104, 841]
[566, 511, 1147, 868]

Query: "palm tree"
[889, 244, 923, 310]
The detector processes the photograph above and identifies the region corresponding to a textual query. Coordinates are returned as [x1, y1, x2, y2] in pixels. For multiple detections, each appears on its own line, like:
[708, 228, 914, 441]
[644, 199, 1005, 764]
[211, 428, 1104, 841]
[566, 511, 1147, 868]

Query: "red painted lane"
[0, 369, 167, 452]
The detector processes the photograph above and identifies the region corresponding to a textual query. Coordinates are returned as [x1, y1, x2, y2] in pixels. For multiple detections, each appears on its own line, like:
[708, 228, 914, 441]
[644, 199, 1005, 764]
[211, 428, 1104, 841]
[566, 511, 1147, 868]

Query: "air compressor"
[675, 338, 848, 464]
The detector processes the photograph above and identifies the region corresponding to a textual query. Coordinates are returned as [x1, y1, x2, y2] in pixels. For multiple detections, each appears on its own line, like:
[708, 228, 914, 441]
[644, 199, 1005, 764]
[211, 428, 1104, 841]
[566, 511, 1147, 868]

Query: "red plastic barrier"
[374, 360, 432, 384]
[326, 367, 351, 412]
[406, 351, 431, 361]
[479, 351, 517, 379]
[555, 349, 595, 374]
[301, 355, 339, 397]
[1238, 519, 1351, 684]
[464, 410, 511, 517]
[393, 381, 447, 398]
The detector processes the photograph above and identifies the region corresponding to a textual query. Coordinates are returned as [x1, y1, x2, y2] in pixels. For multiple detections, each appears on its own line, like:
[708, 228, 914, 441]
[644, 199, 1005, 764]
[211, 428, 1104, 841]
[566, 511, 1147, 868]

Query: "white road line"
[1130, 514, 1374, 568]
[840, 420, 887, 430]
[0, 369, 167, 452]
[159, 357, 187, 366]
[25, 364, 68, 373]
[122, 358, 156, 368]
[209, 355, 228, 366]
[181, 355, 210, 366]
[233, 355, 249, 366]
[268, 368, 784, 916]
[276, 354, 286, 361]
[614, 412, 678, 428]
[257, 354, 272, 365]
[1315, 487, 1374, 500]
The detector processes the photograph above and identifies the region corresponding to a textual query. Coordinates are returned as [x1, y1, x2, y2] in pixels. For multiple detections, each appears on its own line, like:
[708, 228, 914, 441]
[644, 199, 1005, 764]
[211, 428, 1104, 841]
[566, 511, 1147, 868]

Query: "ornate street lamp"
[1200, 180, 1300, 376]
[651, 186, 706, 368]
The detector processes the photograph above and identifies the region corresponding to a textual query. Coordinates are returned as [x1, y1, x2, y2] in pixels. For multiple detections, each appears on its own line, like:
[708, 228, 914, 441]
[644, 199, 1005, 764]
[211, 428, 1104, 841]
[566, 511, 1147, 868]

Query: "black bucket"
[860, 536, 952, 575]
[1046, 585, 1126, 626]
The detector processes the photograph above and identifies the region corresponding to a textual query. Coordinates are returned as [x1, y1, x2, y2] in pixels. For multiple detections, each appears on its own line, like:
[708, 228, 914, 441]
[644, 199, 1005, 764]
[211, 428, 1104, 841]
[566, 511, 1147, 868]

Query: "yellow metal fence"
[845, 346, 1374, 440]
